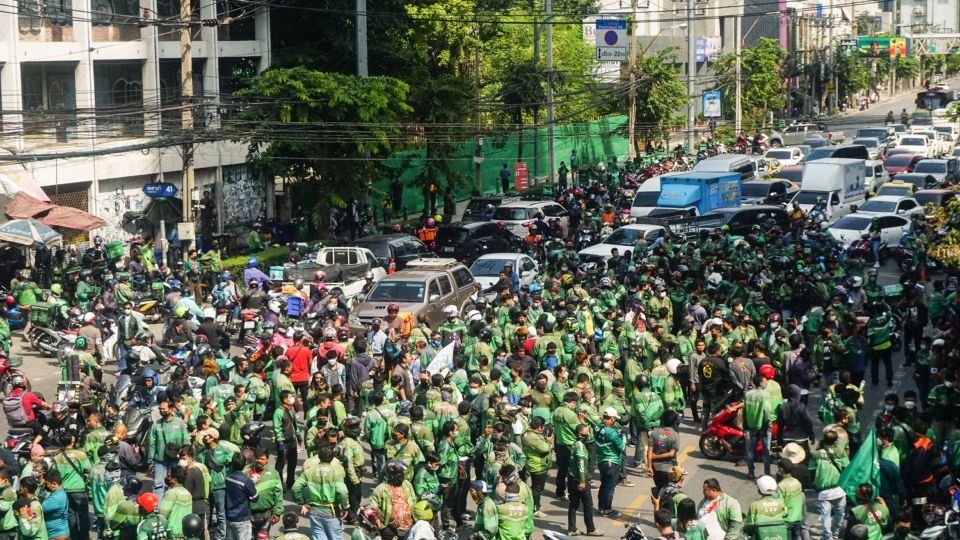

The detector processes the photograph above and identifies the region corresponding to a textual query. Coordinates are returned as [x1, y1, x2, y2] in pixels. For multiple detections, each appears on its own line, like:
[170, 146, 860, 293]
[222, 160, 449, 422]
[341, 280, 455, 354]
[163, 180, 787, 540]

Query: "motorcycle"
[699, 401, 780, 459]
[5, 426, 36, 467]
[216, 305, 239, 335]
[0, 354, 28, 396]
[894, 245, 937, 274]
[132, 291, 163, 323]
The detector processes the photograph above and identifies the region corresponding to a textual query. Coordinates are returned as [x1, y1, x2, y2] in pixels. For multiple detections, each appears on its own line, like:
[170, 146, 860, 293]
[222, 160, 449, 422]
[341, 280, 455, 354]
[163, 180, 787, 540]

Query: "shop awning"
[5, 192, 53, 220]
[0, 166, 51, 202]
[4, 192, 105, 231]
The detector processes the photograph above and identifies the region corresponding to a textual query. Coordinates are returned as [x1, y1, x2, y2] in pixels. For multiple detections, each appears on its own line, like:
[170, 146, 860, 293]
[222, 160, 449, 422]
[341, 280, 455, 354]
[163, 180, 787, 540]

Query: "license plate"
[243, 321, 255, 329]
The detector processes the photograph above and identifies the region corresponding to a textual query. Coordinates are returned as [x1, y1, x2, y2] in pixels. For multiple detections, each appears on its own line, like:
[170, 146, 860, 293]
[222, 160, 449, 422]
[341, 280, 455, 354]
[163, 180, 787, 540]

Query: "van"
[792, 158, 866, 220]
[864, 160, 888, 192]
[629, 176, 664, 218]
[693, 155, 768, 180]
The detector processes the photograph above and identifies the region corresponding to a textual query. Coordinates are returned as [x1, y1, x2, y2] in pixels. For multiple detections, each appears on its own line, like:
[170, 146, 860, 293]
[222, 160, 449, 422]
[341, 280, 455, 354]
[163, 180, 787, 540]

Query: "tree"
[855, 13, 880, 35]
[712, 37, 786, 129]
[835, 48, 869, 105]
[629, 48, 687, 152]
[946, 54, 960, 76]
[234, 68, 411, 226]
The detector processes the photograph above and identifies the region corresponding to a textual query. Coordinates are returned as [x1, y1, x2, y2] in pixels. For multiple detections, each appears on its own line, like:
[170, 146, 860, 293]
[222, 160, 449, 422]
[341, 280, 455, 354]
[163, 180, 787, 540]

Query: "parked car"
[350, 258, 476, 331]
[768, 123, 845, 147]
[460, 195, 521, 223]
[914, 189, 957, 209]
[434, 222, 520, 263]
[740, 180, 797, 205]
[884, 154, 921, 176]
[470, 253, 539, 291]
[826, 213, 910, 247]
[912, 159, 952, 185]
[353, 234, 436, 272]
[492, 200, 569, 237]
[889, 173, 940, 190]
[764, 147, 804, 167]
[855, 196, 923, 216]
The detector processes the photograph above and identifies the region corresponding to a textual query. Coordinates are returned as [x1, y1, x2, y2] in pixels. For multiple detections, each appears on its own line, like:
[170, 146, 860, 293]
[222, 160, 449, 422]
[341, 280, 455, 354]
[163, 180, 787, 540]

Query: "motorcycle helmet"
[10, 374, 26, 389]
[247, 257, 259, 268]
[202, 307, 216, 320]
[340, 416, 362, 438]
[83, 312, 96, 325]
[294, 278, 304, 289]
[268, 300, 281, 315]
[759, 364, 776, 380]
[122, 476, 142, 497]
[665, 358, 682, 375]
[442, 305, 458, 318]
[478, 326, 493, 342]
[169, 279, 182, 292]
[240, 421, 265, 445]
[220, 272, 232, 282]
[384, 460, 408, 483]
[314, 271, 327, 282]
[336, 327, 350, 342]
[357, 506, 381, 530]
[387, 302, 400, 313]
[74, 336, 88, 350]
[426, 218, 435, 227]
[175, 306, 189, 318]
[50, 283, 62, 296]
[364, 270, 375, 280]
[599, 277, 612, 288]
[850, 277, 863, 289]
[137, 492, 159, 513]
[634, 374, 649, 389]
[4, 295, 14, 306]
[142, 369, 158, 387]
[528, 283, 543, 294]
[756, 475, 778, 495]
[194, 343, 213, 359]
[181, 514, 204, 538]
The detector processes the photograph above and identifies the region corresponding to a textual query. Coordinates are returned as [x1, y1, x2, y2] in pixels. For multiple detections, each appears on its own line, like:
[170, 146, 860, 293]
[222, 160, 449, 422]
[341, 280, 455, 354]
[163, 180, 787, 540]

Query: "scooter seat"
[7, 427, 34, 437]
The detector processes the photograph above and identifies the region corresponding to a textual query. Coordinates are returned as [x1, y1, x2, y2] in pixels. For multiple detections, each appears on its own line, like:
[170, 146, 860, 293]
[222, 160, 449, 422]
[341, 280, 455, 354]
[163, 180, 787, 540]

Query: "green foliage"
[712, 37, 786, 128]
[835, 49, 870, 101]
[221, 246, 291, 277]
[632, 48, 687, 150]
[896, 56, 919, 82]
[855, 13, 880, 35]
[923, 55, 946, 80]
[947, 54, 960, 76]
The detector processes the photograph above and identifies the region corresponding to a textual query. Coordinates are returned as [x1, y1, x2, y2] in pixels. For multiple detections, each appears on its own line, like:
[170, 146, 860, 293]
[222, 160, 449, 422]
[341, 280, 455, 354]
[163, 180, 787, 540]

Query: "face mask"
[124, 309, 132, 316]
[895, 526, 910, 537]
[522, 407, 531, 416]
[828, 316, 836, 322]
[578, 433, 589, 441]
[769, 322, 778, 330]
[884, 404, 894, 413]
[286, 397, 296, 405]
[467, 388, 478, 397]
[327, 358, 336, 366]
[921, 345, 928, 351]
[905, 400, 917, 409]
[603, 362, 611, 370]
[178, 459, 189, 468]
[660, 291, 667, 298]
[536, 382, 547, 391]
[947, 382, 956, 388]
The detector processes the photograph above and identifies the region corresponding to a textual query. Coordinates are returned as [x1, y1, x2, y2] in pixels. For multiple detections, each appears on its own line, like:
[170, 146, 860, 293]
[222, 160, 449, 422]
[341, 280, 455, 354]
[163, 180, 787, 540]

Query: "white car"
[492, 200, 569, 237]
[826, 212, 911, 247]
[855, 196, 923, 216]
[864, 160, 889, 192]
[578, 224, 666, 264]
[469, 253, 539, 291]
[763, 147, 803, 167]
[897, 135, 933, 158]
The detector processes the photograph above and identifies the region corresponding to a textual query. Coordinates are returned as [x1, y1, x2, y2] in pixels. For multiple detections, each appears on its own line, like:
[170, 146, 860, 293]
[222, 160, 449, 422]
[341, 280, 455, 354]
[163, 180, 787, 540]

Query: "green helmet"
[74, 336, 88, 350]
[50, 283, 63, 295]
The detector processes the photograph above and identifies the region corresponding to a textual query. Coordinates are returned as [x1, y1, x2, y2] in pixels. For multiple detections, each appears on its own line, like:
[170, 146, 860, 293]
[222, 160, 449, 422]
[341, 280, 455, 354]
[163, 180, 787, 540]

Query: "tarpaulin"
[39, 205, 106, 231]
[5, 192, 53, 219]
[0, 166, 51, 202]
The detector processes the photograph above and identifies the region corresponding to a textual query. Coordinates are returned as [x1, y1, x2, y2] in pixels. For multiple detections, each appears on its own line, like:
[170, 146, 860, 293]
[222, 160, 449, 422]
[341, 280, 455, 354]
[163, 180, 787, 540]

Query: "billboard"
[703, 90, 722, 118]
[856, 36, 909, 58]
[695, 36, 722, 62]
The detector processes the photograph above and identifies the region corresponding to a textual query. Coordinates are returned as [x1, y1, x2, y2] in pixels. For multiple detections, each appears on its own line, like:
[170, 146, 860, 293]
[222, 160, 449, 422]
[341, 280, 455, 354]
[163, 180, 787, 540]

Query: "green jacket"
[743, 388, 772, 430]
[149, 417, 188, 463]
[338, 437, 365, 485]
[436, 438, 459, 482]
[272, 405, 300, 443]
[412, 465, 440, 507]
[159, 485, 192, 537]
[745, 495, 788, 540]
[83, 427, 111, 458]
[136, 514, 173, 540]
[0, 485, 15, 533]
[521, 431, 552, 474]
[386, 439, 423, 478]
[291, 457, 348, 508]
[201, 442, 238, 491]
[16, 499, 46, 539]
[851, 502, 890, 540]
[569, 439, 590, 483]
[595, 424, 625, 465]
[811, 447, 849, 491]
[89, 462, 110, 515]
[777, 476, 804, 524]
[552, 405, 580, 447]
[473, 496, 499, 539]
[496, 498, 529, 540]
[698, 493, 743, 540]
[53, 448, 91, 492]
[369, 480, 416, 526]
[245, 465, 284, 517]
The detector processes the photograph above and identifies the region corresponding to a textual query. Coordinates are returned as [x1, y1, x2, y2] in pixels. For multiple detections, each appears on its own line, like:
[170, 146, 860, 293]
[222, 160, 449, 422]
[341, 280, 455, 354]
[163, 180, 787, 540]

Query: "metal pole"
[828, 0, 835, 113]
[532, 3, 539, 185]
[686, 0, 696, 150]
[356, 0, 368, 77]
[475, 29, 483, 194]
[180, 0, 194, 259]
[546, 0, 555, 184]
[735, 14, 742, 134]
[627, 0, 638, 160]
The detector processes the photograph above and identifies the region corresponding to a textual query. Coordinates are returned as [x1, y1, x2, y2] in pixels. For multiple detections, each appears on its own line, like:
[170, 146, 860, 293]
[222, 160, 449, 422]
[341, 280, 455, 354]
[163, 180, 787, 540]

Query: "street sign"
[595, 19, 627, 62]
[514, 162, 529, 191]
[841, 38, 857, 53]
[703, 90, 722, 118]
[143, 182, 178, 198]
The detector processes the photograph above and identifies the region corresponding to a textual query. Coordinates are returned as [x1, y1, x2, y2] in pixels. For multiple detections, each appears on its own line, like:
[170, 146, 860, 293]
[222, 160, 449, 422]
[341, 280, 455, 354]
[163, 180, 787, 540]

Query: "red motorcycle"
[698, 402, 779, 460]
[0, 354, 29, 396]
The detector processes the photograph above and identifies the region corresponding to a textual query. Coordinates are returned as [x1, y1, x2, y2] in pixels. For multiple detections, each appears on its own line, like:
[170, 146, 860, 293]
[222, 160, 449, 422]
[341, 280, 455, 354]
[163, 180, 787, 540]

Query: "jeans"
[153, 459, 169, 498]
[598, 461, 619, 512]
[819, 495, 846, 539]
[744, 428, 772, 476]
[871, 239, 882, 264]
[787, 522, 811, 540]
[67, 491, 90, 540]
[633, 429, 649, 466]
[226, 520, 252, 540]
[555, 445, 572, 498]
[870, 347, 893, 385]
[530, 471, 548, 511]
[372, 449, 387, 480]
[209, 489, 226, 540]
[567, 481, 597, 533]
[309, 507, 344, 540]
[275, 440, 298, 490]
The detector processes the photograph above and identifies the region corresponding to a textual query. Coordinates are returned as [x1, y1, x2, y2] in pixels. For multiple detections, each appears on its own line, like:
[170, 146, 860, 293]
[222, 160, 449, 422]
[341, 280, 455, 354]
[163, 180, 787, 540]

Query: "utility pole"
[545, 0, 555, 184]
[475, 25, 483, 194]
[531, 1, 539, 184]
[627, 0, 638, 160]
[686, 0, 696, 151]
[735, 14, 742, 134]
[356, 0, 368, 77]
[827, 0, 835, 113]
[180, 0, 194, 257]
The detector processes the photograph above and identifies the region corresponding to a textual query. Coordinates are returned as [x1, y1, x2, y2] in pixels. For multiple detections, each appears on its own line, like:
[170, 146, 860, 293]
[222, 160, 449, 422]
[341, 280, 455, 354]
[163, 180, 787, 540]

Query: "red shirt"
[9, 388, 42, 422]
[285, 344, 314, 384]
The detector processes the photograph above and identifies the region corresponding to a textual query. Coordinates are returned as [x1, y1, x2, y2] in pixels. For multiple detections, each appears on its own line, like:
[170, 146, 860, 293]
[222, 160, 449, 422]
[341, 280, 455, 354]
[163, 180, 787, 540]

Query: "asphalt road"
[0, 90, 940, 539]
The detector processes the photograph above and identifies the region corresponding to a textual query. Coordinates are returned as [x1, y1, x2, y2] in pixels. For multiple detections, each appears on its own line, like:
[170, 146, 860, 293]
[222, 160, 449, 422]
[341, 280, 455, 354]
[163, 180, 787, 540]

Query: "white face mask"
[328, 358, 336, 366]
[124, 309, 132, 315]
[178, 459, 188, 468]
[905, 401, 917, 409]
[946, 382, 955, 389]
[660, 291, 667, 298]
[286, 396, 296, 405]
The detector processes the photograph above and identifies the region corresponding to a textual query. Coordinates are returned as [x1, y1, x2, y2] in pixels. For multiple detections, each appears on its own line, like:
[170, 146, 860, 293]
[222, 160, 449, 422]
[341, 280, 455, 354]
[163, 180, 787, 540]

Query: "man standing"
[648, 410, 680, 507]
[553, 392, 581, 500]
[200, 433, 236, 540]
[500, 164, 511, 194]
[744, 375, 773, 479]
[558, 161, 569, 191]
[521, 416, 552, 517]
[596, 408, 625, 518]
[292, 445, 348, 540]
[149, 399, 188, 499]
[159, 466, 193, 539]
[245, 449, 283, 539]
[338, 417, 365, 516]
[698, 478, 743, 540]
[224, 453, 258, 540]
[52, 432, 91, 540]
[272, 390, 300, 492]
[811, 430, 849, 540]
[568, 423, 604, 537]
[745, 476, 788, 540]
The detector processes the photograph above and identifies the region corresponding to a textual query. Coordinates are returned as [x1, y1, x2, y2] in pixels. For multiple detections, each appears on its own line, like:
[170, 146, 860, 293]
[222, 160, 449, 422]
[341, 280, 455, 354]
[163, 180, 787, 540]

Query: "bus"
[916, 87, 955, 110]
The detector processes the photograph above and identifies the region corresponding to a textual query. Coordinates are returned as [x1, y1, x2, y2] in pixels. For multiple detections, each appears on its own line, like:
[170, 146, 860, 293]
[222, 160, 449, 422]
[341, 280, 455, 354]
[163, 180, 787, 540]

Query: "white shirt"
[408, 520, 436, 540]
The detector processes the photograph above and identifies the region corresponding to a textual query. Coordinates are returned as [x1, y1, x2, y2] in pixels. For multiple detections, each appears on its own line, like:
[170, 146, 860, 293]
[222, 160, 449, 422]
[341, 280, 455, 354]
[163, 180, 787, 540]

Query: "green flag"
[839, 428, 880, 502]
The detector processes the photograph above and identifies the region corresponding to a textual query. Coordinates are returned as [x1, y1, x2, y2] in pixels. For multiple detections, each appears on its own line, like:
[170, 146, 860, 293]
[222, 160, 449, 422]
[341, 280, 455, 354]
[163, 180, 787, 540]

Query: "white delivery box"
[795, 158, 866, 220]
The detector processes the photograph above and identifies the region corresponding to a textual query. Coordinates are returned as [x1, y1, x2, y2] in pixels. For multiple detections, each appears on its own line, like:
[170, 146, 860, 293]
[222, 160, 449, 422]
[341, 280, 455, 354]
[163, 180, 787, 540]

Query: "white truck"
[791, 158, 866, 221]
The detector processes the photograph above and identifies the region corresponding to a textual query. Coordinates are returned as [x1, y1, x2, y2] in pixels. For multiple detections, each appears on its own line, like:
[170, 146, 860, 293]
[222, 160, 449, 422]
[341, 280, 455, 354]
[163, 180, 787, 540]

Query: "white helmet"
[707, 272, 722, 288]
[268, 300, 281, 314]
[465, 310, 482, 323]
[850, 277, 863, 289]
[203, 307, 216, 320]
[665, 358, 682, 375]
[442, 305, 458, 318]
[756, 475, 777, 495]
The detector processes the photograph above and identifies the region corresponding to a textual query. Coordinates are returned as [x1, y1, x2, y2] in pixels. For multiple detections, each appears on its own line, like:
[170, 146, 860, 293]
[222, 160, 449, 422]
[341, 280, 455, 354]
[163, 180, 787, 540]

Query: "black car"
[701, 205, 790, 236]
[460, 195, 521, 223]
[741, 180, 797, 205]
[435, 222, 520, 263]
[890, 173, 940, 190]
[352, 234, 436, 271]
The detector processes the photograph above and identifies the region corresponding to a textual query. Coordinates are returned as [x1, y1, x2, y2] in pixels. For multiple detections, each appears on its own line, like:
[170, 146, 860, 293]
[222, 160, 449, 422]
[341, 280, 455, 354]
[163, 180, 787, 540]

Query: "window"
[91, 0, 138, 26]
[452, 268, 474, 289]
[404, 240, 426, 256]
[428, 280, 441, 301]
[900, 200, 917, 211]
[216, 0, 256, 40]
[438, 275, 453, 297]
[542, 204, 567, 217]
[21, 63, 77, 141]
[94, 61, 143, 136]
[19, 0, 72, 30]
[831, 192, 841, 205]
[348, 250, 359, 265]
[365, 251, 379, 268]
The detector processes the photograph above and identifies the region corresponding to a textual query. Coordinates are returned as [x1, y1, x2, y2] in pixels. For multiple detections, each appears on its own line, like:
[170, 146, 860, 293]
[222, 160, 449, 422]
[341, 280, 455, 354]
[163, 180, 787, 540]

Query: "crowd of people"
[0, 168, 958, 540]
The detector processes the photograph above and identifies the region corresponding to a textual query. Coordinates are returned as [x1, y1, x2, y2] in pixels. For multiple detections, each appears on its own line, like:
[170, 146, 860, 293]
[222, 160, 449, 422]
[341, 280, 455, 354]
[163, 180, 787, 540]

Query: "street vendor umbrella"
[0, 219, 62, 246]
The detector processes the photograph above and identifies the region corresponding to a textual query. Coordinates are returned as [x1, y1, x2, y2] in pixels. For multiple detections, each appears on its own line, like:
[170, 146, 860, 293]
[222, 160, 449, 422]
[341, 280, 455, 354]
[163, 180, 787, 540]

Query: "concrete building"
[0, 0, 272, 244]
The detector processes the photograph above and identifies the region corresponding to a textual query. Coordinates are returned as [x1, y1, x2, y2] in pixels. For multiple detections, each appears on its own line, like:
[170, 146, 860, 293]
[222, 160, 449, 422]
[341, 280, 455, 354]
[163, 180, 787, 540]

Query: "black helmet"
[123, 476, 143, 497]
[478, 326, 493, 342]
[194, 343, 213, 359]
[384, 459, 408, 482]
[341, 416, 361, 437]
[634, 374, 649, 389]
[182, 514, 204, 538]
[240, 421, 265, 444]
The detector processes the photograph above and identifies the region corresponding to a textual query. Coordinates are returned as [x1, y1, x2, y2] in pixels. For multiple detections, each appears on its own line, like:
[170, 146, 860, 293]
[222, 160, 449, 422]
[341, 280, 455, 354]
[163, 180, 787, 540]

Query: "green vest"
[777, 476, 804, 524]
[746, 496, 788, 540]
[852, 502, 890, 540]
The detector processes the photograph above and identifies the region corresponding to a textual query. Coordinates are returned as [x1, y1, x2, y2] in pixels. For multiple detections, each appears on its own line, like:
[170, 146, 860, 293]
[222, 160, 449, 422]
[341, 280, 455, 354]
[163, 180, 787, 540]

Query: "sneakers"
[534, 510, 547, 518]
[568, 531, 580, 537]
[585, 530, 606, 536]
[619, 480, 636, 487]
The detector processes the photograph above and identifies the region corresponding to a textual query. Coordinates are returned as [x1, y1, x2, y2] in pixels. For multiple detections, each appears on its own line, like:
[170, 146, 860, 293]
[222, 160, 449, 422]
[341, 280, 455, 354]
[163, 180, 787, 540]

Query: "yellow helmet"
[433, 214, 443, 224]
[412, 500, 433, 521]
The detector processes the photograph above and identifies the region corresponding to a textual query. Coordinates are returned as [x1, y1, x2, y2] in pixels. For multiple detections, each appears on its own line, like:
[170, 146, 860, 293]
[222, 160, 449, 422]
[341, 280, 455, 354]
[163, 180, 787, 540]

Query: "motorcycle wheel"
[699, 433, 727, 459]
[36, 333, 60, 358]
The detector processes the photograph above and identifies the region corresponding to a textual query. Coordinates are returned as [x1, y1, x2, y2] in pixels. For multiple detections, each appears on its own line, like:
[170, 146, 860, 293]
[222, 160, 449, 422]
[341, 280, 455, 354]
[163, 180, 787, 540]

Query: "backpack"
[639, 392, 665, 429]
[212, 286, 228, 308]
[2, 393, 28, 427]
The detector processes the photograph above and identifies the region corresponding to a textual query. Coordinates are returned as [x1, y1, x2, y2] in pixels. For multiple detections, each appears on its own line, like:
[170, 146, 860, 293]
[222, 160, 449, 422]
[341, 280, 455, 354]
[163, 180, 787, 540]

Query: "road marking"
[616, 445, 694, 523]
